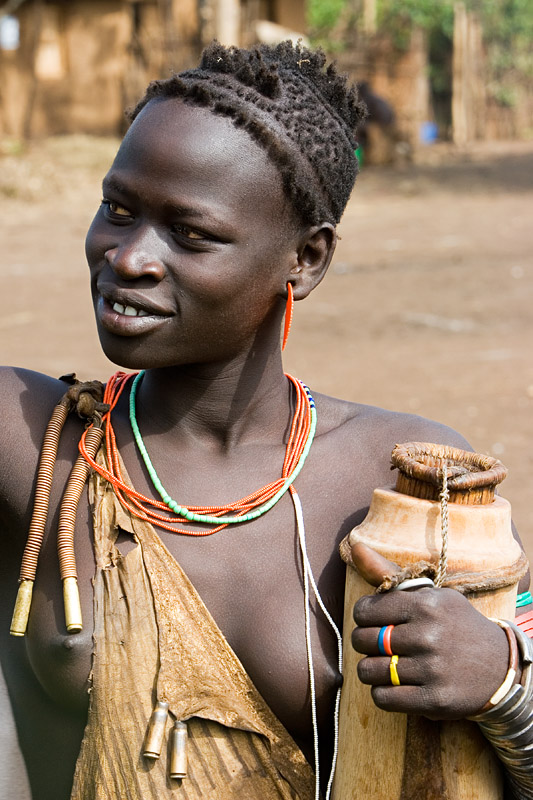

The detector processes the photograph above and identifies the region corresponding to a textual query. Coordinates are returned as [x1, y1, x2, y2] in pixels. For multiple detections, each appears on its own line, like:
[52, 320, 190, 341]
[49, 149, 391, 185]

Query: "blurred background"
[1, 0, 532, 555]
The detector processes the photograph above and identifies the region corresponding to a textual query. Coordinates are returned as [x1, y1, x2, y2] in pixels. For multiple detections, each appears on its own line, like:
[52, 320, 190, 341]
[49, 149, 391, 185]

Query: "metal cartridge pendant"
[10, 580, 34, 636]
[143, 701, 170, 759]
[169, 720, 188, 779]
[63, 576, 83, 632]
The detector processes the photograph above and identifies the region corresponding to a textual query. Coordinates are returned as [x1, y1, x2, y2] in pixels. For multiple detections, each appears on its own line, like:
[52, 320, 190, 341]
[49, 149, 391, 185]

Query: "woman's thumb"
[350, 542, 402, 587]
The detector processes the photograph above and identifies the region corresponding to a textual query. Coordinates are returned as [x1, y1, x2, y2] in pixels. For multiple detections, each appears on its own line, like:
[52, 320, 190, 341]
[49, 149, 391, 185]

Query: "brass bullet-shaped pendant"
[63, 577, 83, 632]
[169, 721, 188, 779]
[143, 701, 170, 759]
[10, 580, 34, 637]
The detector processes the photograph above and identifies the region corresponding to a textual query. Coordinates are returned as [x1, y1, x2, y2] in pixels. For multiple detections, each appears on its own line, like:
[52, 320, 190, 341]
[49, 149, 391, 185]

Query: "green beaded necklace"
[129, 370, 317, 525]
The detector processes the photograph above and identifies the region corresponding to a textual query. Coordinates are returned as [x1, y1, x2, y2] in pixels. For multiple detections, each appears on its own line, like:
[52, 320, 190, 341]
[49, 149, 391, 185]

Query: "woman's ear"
[289, 223, 337, 300]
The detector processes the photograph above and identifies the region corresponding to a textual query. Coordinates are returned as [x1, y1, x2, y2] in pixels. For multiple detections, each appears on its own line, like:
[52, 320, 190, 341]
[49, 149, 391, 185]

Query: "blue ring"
[377, 626, 388, 656]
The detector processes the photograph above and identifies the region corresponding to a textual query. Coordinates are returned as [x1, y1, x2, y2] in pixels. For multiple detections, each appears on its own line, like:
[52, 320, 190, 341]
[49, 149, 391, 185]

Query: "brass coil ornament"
[57, 423, 105, 632]
[10, 377, 108, 637]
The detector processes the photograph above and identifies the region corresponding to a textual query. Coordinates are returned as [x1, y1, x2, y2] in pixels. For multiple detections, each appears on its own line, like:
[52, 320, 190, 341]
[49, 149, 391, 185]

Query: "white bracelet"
[393, 577, 435, 591]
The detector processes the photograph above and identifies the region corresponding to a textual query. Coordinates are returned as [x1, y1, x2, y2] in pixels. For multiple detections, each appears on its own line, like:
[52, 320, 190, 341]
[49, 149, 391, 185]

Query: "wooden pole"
[453, 3, 485, 146]
[22, 0, 43, 140]
[216, 0, 240, 46]
[362, 0, 376, 35]
[452, 2, 468, 146]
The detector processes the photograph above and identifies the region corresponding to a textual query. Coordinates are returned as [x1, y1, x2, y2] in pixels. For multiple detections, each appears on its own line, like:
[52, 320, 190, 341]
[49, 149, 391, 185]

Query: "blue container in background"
[420, 121, 438, 144]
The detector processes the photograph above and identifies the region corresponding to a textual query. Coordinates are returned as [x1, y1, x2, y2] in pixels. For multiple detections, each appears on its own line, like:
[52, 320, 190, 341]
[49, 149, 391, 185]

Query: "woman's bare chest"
[24, 488, 348, 746]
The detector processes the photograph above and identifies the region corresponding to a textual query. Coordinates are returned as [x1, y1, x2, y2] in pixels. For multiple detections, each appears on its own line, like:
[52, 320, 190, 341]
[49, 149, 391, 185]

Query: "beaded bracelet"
[469, 622, 533, 799]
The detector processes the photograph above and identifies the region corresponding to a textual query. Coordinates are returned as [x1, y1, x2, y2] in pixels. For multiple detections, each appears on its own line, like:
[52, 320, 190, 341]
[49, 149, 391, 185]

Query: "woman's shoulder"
[0, 366, 74, 432]
[313, 391, 471, 462]
[0, 368, 86, 532]
[300, 392, 474, 536]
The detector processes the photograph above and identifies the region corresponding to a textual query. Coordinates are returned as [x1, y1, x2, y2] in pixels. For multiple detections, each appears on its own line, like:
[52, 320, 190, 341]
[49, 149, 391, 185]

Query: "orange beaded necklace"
[80, 370, 316, 535]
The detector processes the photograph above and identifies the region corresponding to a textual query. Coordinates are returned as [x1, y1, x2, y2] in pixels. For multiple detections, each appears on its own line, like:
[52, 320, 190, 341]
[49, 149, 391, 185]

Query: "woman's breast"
[24, 542, 95, 712]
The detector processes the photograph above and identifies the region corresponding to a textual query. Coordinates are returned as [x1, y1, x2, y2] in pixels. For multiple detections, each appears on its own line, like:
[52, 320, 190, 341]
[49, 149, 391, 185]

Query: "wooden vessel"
[333, 443, 528, 800]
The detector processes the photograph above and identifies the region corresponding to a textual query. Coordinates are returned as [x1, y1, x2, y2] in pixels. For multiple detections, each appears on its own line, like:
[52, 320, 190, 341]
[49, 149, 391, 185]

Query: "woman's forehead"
[109, 97, 289, 217]
[119, 98, 276, 181]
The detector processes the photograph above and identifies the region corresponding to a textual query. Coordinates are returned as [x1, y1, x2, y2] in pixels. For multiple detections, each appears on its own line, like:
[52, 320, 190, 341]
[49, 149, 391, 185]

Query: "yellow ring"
[390, 654, 400, 686]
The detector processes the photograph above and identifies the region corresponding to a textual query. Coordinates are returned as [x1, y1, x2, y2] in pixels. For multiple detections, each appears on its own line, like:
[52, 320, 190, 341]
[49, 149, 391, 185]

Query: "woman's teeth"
[112, 302, 150, 317]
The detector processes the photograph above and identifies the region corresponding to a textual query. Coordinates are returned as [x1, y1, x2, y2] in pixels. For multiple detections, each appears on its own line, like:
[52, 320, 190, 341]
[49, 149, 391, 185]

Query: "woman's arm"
[0, 661, 31, 800]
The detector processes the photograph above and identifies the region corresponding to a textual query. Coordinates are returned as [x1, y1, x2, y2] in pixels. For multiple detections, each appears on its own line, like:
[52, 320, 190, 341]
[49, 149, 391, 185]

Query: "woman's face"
[86, 98, 301, 370]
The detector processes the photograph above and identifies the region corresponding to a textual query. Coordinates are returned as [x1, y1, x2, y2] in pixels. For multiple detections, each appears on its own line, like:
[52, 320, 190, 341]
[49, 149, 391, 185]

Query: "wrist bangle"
[516, 591, 533, 608]
[471, 623, 533, 724]
[478, 620, 519, 714]
[468, 625, 533, 798]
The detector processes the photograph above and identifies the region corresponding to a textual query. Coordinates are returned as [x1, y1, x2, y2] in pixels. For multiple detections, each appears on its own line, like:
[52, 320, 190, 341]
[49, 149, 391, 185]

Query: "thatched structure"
[0, 0, 306, 137]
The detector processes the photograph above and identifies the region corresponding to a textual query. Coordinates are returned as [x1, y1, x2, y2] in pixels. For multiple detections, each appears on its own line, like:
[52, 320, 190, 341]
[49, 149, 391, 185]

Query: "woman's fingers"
[351, 584, 512, 719]
[353, 581, 437, 628]
[357, 654, 424, 687]
[370, 685, 444, 717]
[352, 621, 420, 656]
[356, 650, 464, 719]
[350, 542, 401, 587]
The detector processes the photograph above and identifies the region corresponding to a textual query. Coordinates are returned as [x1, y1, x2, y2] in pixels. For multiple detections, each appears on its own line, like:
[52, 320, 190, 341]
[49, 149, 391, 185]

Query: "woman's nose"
[104, 228, 166, 281]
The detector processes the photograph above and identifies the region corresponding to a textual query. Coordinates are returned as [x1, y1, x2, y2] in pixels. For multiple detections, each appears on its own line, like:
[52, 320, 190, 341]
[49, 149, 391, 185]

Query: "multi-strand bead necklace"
[80, 370, 316, 535]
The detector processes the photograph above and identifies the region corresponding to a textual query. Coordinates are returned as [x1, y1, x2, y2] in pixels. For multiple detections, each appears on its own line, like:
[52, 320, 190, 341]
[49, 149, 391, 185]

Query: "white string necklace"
[291, 489, 343, 800]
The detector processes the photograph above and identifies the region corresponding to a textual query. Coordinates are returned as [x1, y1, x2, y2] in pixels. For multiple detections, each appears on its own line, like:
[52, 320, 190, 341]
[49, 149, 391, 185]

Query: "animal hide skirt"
[70, 452, 316, 800]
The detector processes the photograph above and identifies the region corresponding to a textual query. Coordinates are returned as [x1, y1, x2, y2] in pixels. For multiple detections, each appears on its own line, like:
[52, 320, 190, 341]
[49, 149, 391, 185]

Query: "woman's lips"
[96, 296, 172, 336]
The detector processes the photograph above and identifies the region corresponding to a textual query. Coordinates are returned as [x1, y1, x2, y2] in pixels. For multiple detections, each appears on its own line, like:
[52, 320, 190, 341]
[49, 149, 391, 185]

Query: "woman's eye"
[173, 224, 205, 240]
[102, 200, 131, 218]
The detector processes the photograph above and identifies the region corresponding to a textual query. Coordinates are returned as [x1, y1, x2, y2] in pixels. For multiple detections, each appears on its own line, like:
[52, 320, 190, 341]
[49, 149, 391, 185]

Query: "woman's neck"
[133, 352, 294, 452]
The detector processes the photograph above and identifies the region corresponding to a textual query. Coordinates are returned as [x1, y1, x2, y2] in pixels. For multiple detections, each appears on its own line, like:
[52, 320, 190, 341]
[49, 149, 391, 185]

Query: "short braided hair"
[130, 40, 367, 226]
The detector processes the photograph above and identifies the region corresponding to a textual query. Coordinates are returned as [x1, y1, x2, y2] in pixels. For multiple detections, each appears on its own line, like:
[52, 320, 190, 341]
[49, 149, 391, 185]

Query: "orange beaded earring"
[282, 282, 294, 351]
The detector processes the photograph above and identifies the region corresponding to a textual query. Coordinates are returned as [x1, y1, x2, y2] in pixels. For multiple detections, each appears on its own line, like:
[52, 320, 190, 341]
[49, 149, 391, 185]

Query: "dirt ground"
[1, 135, 532, 562]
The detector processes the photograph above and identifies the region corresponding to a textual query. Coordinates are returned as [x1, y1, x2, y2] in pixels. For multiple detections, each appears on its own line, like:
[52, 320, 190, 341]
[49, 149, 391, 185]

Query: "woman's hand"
[350, 542, 511, 720]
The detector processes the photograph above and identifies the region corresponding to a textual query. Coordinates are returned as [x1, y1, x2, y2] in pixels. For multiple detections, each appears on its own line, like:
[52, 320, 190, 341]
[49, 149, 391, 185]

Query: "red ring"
[383, 624, 394, 656]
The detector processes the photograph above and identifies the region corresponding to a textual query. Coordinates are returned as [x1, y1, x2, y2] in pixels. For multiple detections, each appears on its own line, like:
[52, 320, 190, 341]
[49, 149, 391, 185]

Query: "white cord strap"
[291, 489, 343, 800]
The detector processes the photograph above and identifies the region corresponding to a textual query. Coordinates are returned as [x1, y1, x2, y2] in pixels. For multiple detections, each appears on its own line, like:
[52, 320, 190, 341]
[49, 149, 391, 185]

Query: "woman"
[0, 41, 531, 799]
